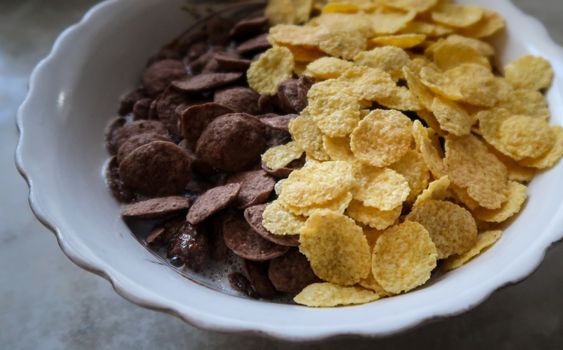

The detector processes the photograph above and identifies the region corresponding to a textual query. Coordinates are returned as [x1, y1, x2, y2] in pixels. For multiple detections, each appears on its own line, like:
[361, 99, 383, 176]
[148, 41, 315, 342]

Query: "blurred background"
[0, 0, 562, 349]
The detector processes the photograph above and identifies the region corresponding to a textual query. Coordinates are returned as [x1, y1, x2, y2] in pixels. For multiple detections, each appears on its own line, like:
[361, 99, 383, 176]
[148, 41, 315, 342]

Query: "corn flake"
[474, 181, 527, 223]
[304, 57, 354, 80]
[323, 135, 354, 161]
[381, 0, 437, 13]
[400, 20, 454, 37]
[403, 67, 434, 110]
[262, 200, 306, 235]
[261, 141, 304, 170]
[347, 200, 401, 230]
[519, 126, 563, 169]
[497, 115, 555, 160]
[284, 191, 353, 216]
[444, 134, 509, 209]
[431, 4, 484, 28]
[504, 55, 554, 91]
[496, 88, 550, 120]
[432, 41, 491, 71]
[372, 221, 437, 294]
[289, 114, 330, 161]
[266, 0, 314, 25]
[294, 283, 379, 307]
[391, 150, 430, 202]
[354, 46, 411, 81]
[369, 33, 426, 49]
[459, 9, 505, 38]
[407, 199, 478, 259]
[317, 29, 367, 60]
[351, 109, 412, 168]
[412, 121, 447, 178]
[414, 176, 451, 207]
[299, 211, 371, 285]
[443, 230, 502, 270]
[352, 165, 410, 211]
[247, 47, 295, 95]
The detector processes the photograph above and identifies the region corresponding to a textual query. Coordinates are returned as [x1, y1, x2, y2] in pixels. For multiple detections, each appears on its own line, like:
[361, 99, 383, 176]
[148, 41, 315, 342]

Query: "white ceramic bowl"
[16, 0, 563, 341]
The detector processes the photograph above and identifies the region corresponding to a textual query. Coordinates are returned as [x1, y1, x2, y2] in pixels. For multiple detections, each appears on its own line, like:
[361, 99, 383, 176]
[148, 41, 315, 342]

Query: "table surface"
[1, 1, 562, 349]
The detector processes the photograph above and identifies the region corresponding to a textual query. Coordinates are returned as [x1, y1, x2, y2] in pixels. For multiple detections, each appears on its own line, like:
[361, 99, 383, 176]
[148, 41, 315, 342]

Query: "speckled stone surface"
[1, 1, 562, 349]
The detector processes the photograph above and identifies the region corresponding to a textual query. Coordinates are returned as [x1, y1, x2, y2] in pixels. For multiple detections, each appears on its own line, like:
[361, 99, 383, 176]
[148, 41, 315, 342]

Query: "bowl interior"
[18, 0, 563, 339]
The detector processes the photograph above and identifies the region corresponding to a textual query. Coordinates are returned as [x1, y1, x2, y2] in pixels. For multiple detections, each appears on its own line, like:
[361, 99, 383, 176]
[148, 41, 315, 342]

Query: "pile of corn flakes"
[252, 0, 562, 307]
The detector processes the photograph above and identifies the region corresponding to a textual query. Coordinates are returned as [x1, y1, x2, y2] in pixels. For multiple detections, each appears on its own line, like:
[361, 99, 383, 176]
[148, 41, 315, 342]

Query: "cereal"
[504, 55, 553, 91]
[407, 200, 478, 259]
[142, 59, 187, 96]
[340, 66, 396, 101]
[317, 29, 367, 60]
[172, 72, 243, 92]
[323, 135, 354, 161]
[244, 204, 300, 247]
[116, 133, 173, 163]
[262, 200, 306, 236]
[223, 214, 289, 261]
[350, 109, 412, 168]
[370, 11, 417, 35]
[226, 170, 276, 209]
[372, 221, 437, 294]
[304, 57, 354, 80]
[121, 196, 191, 220]
[412, 121, 447, 178]
[261, 141, 304, 170]
[403, 67, 434, 110]
[497, 115, 555, 160]
[214, 87, 260, 114]
[346, 200, 401, 230]
[519, 126, 563, 169]
[369, 34, 426, 49]
[294, 283, 379, 307]
[265, 0, 313, 25]
[390, 150, 430, 202]
[375, 86, 421, 111]
[496, 88, 550, 120]
[289, 114, 330, 161]
[352, 166, 410, 211]
[400, 20, 453, 37]
[414, 176, 450, 207]
[284, 191, 353, 216]
[431, 41, 490, 70]
[180, 103, 234, 149]
[247, 47, 295, 95]
[243, 260, 277, 298]
[381, 0, 437, 13]
[269, 249, 319, 293]
[279, 160, 352, 207]
[236, 33, 272, 55]
[268, 24, 320, 47]
[299, 211, 371, 285]
[354, 46, 411, 81]
[443, 230, 502, 270]
[187, 183, 242, 225]
[473, 181, 528, 223]
[276, 77, 313, 114]
[431, 96, 474, 136]
[459, 9, 505, 38]
[431, 4, 484, 28]
[444, 134, 509, 209]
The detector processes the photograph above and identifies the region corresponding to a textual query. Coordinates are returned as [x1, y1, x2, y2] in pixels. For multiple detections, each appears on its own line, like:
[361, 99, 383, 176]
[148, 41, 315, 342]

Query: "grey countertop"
[1, 1, 562, 349]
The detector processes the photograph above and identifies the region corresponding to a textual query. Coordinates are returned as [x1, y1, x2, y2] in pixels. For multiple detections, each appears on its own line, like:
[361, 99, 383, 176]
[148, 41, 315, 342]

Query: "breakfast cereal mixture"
[104, 0, 562, 308]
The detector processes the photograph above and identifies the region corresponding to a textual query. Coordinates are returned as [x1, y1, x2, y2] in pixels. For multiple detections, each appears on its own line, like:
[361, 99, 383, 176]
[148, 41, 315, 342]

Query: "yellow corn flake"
[352, 165, 410, 210]
[417, 110, 445, 136]
[372, 221, 438, 294]
[370, 10, 417, 35]
[354, 46, 411, 81]
[442, 34, 495, 56]
[519, 126, 563, 169]
[400, 20, 454, 37]
[293, 62, 308, 76]
[419, 65, 464, 101]
[504, 55, 554, 91]
[474, 181, 528, 223]
[294, 283, 379, 307]
[459, 9, 505, 38]
[321, 2, 360, 14]
[444, 63, 499, 107]
[323, 135, 354, 161]
[406, 199, 478, 259]
[497, 115, 555, 161]
[340, 66, 396, 101]
[489, 148, 536, 182]
[247, 47, 295, 95]
[284, 191, 353, 216]
[443, 230, 502, 270]
[268, 24, 320, 47]
[266, 0, 314, 25]
[375, 86, 422, 111]
[317, 29, 367, 60]
[304, 57, 354, 80]
[381, 0, 437, 13]
[299, 211, 371, 285]
[261, 141, 304, 170]
[430, 96, 474, 136]
[450, 184, 480, 211]
[412, 121, 447, 178]
[350, 109, 412, 168]
[444, 134, 509, 209]
[431, 41, 491, 71]
[391, 150, 430, 202]
[359, 272, 393, 297]
[403, 67, 434, 110]
[414, 176, 451, 207]
[290, 114, 330, 161]
[279, 160, 352, 208]
[431, 4, 484, 28]
[262, 200, 306, 236]
[363, 227, 384, 247]
[369, 33, 426, 49]
[496, 88, 550, 120]
[347, 200, 401, 230]
[309, 13, 374, 37]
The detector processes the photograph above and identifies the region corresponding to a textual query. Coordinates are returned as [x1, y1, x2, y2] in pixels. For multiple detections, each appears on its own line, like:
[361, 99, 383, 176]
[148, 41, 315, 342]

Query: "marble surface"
[1, 0, 562, 349]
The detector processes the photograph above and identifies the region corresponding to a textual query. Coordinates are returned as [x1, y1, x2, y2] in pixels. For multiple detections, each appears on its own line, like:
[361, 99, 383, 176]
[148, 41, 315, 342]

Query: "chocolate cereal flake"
[142, 59, 187, 96]
[275, 77, 313, 114]
[172, 72, 242, 93]
[243, 260, 277, 298]
[112, 120, 168, 153]
[106, 157, 136, 203]
[229, 16, 269, 40]
[167, 221, 209, 271]
[186, 183, 241, 225]
[244, 204, 300, 247]
[236, 33, 271, 56]
[180, 103, 234, 149]
[213, 87, 261, 114]
[116, 132, 173, 163]
[268, 248, 319, 294]
[121, 196, 191, 220]
[227, 170, 276, 209]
